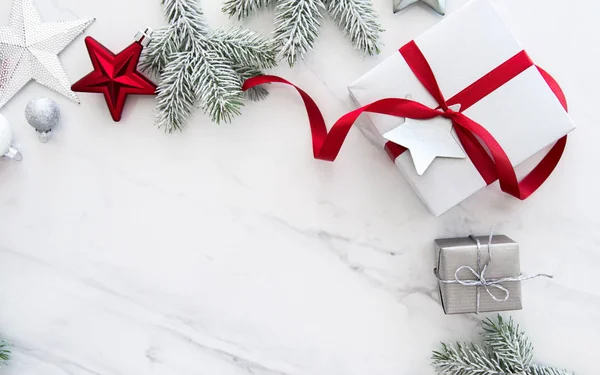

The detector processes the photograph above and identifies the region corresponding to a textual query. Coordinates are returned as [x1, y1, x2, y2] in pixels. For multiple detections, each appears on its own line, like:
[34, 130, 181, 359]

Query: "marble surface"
[0, 0, 598, 374]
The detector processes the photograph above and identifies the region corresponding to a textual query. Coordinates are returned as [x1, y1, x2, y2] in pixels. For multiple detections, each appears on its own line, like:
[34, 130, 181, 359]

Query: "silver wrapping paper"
[434, 235, 522, 314]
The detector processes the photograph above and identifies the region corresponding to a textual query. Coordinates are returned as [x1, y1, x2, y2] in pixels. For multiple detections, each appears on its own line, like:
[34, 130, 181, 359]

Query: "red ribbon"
[243, 41, 568, 201]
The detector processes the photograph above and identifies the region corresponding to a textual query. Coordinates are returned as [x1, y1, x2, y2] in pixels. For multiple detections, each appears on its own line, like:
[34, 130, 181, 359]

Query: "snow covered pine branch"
[223, 0, 383, 66]
[141, 0, 278, 131]
[432, 316, 574, 375]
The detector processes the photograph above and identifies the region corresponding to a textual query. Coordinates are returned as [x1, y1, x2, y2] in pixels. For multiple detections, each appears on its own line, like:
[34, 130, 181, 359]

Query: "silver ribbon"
[435, 229, 553, 314]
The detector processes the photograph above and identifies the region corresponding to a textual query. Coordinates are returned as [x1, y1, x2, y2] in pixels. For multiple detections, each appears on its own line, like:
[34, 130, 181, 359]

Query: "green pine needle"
[208, 27, 278, 69]
[222, 0, 272, 19]
[162, 0, 207, 30]
[273, 0, 324, 66]
[432, 315, 574, 375]
[141, 0, 278, 130]
[528, 365, 574, 375]
[0, 340, 10, 364]
[194, 46, 245, 125]
[433, 342, 505, 375]
[223, 0, 383, 66]
[154, 51, 199, 132]
[233, 64, 270, 101]
[482, 316, 533, 373]
[139, 26, 179, 75]
[326, 0, 383, 56]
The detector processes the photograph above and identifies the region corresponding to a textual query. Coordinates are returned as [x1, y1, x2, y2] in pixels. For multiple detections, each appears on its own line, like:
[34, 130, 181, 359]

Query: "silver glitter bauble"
[25, 97, 60, 143]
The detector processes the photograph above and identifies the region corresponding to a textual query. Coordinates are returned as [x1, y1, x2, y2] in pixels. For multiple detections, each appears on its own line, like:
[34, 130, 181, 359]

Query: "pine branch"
[223, 0, 271, 19]
[325, 0, 382, 55]
[207, 27, 278, 69]
[194, 44, 245, 124]
[482, 316, 534, 373]
[150, 0, 278, 128]
[528, 365, 574, 375]
[433, 342, 507, 375]
[154, 51, 198, 132]
[222, 0, 382, 64]
[0, 341, 10, 363]
[233, 64, 269, 101]
[162, 0, 207, 29]
[273, 0, 325, 66]
[432, 316, 574, 375]
[162, 0, 208, 52]
[140, 26, 179, 75]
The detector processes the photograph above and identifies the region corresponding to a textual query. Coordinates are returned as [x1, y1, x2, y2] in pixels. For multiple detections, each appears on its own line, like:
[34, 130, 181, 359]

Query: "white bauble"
[0, 114, 12, 155]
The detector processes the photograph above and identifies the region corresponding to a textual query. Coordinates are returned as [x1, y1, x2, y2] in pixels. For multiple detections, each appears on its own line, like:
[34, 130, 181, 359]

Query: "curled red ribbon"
[243, 41, 568, 201]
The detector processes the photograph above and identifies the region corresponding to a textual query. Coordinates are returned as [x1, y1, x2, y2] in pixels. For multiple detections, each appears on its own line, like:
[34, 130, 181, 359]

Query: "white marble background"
[0, 0, 598, 374]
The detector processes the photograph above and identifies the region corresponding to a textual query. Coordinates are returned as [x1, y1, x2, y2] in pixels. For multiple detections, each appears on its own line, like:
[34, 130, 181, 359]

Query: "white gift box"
[348, 0, 576, 216]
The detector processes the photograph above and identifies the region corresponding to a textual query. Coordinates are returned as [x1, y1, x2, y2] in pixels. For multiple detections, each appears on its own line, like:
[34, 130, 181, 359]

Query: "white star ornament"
[0, 0, 95, 108]
[382, 104, 465, 176]
[393, 0, 446, 15]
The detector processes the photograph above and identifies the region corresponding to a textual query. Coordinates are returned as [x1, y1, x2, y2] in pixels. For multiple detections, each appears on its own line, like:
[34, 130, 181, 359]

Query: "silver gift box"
[434, 235, 522, 314]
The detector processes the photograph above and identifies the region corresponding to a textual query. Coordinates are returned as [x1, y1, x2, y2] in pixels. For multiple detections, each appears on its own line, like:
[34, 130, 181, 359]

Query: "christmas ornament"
[223, 0, 383, 66]
[433, 315, 573, 375]
[393, 0, 446, 15]
[0, 114, 22, 161]
[72, 29, 157, 122]
[382, 102, 465, 175]
[25, 97, 60, 142]
[0, 0, 95, 108]
[141, 0, 278, 131]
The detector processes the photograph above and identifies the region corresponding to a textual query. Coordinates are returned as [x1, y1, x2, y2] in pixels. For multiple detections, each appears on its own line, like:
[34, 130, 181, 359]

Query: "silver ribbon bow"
[436, 230, 553, 314]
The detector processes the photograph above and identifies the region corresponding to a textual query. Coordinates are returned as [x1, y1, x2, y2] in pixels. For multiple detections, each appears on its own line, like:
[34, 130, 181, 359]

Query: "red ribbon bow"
[243, 41, 568, 201]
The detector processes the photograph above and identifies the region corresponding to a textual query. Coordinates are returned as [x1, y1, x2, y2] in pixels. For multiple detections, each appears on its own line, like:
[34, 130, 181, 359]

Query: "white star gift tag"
[0, 0, 95, 108]
[382, 103, 465, 175]
[393, 0, 446, 15]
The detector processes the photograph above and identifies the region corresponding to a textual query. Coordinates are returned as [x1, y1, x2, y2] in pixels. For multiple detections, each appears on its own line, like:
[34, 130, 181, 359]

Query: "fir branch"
[140, 26, 179, 75]
[155, 46, 245, 130]
[162, 0, 207, 29]
[208, 27, 278, 69]
[222, 0, 272, 19]
[162, 0, 208, 52]
[154, 51, 199, 132]
[233, 64, 269, 101]
[0, 340, 10, 363]
[194, 44, 245, 124]
[273, 0, 325, 66]
[528, 365, 574, 375]
[482, 316, 533, 373]
[325, 0, 382, 55]
[432, 316, 575, 375]
[148, 0, 279, 129]
[433, 342, 506, 375]
[223, 0, 382, 64]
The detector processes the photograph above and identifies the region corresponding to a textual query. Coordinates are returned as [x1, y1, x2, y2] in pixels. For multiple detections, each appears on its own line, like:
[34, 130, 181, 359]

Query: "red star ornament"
[72, 32, 156, 122]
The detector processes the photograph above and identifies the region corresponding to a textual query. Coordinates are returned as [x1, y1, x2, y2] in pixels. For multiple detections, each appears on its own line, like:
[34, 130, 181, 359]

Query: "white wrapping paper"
[348, 0, 576, 216]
